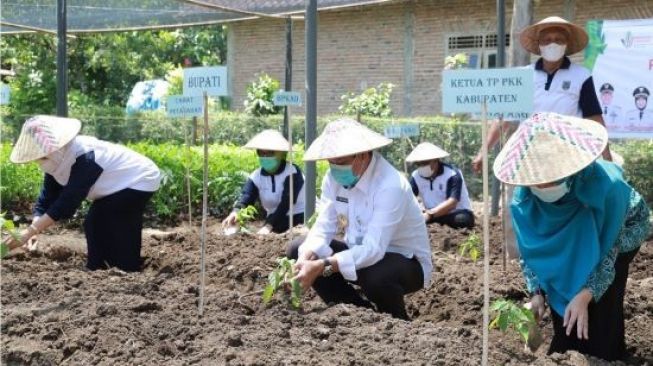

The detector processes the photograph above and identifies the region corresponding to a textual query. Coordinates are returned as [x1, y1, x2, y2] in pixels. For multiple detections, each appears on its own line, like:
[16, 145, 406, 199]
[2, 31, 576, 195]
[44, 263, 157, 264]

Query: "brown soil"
[2, 218, 652, 365]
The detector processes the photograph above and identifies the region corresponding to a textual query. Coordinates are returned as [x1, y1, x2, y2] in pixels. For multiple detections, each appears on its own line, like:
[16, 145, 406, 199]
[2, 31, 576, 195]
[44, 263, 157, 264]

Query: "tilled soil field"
[2, 219, 651, 365]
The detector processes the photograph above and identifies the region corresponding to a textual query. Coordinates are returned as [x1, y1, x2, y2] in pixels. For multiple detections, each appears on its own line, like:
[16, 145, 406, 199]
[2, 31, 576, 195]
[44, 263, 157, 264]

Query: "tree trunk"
[509, 0, 534, 67]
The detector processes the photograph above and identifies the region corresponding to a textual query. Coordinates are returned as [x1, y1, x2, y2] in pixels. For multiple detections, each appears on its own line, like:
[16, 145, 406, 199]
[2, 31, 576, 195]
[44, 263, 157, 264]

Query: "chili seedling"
[262, 257, 302, 309]
[236, 205, 258, 233]
[489, 299, 543, 351]
[459, 233, 481, 262]
[0, 214, 21, 258]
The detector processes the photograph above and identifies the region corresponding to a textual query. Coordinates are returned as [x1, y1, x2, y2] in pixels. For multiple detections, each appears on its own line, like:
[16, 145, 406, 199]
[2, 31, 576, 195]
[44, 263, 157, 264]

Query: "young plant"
[458, 233, 481, 261]
[489, 299, 543, 352]
[262, 257, 302, 309]
[236, 205, 258, 232]
[0, 214, 21, 258]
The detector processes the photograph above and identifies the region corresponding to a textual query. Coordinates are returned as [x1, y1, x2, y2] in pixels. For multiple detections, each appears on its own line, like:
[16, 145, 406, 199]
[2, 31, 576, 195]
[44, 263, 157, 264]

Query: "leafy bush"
[612, 140, 653, 205]
[339, 82, 394, 118]
[444, 53, 469, 70]
[0, 144, 43, 211]
[243, 74, 282, 116]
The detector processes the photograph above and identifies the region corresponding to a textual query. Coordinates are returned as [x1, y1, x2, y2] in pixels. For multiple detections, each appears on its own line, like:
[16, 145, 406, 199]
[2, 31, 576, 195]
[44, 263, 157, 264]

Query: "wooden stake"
[185, 124, 193, 228]
[499, 119, 507, 271]
[481, 101, 490, 366]
[199, 92, 209, 316]
[287, 105, 294, 243]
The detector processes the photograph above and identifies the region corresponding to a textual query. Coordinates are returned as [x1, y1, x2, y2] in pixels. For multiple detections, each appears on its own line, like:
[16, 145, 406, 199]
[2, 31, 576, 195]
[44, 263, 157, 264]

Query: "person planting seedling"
[224, 205, 258, 235]
[221, 130, 305, 235]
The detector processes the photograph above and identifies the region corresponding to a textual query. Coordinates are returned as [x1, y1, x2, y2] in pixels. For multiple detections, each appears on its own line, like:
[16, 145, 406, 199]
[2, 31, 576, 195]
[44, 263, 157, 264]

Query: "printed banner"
[585, 19, 653, 138]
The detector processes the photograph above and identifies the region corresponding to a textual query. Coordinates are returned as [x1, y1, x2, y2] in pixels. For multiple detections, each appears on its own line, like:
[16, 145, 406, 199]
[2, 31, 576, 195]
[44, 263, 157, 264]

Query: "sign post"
[384, 123, 420, 174]
[273, 91, 302, 243]
[442, 67, 533, 366]
[0, 83, 10, 105]
[183, 66, 228, 316]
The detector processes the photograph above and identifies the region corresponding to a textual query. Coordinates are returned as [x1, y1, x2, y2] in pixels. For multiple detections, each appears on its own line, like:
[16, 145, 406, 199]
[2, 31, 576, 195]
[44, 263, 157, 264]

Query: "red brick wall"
[228, 0, 653, 116]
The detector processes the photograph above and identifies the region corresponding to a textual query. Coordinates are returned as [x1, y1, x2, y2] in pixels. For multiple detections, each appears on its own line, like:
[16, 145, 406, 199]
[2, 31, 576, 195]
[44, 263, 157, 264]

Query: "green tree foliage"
[0, 26, 227, 133]
[243, 74, 282, 116]
[339, 82, 394, 118]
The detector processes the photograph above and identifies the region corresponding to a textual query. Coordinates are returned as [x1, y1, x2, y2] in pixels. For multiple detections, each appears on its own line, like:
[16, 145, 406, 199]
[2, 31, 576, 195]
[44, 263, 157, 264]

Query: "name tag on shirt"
[336, 196, 348, 203]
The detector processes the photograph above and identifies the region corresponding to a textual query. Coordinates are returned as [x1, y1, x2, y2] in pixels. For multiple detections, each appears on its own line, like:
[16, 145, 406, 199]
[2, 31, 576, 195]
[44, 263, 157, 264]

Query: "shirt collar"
[351, 152, 378, 194]
[260, 160, 286, 176]
[535, 56, 571, 71]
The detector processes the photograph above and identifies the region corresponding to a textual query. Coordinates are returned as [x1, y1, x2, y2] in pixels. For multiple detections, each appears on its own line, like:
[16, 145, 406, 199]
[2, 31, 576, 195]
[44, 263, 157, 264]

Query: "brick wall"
[228, 0, 653, 117]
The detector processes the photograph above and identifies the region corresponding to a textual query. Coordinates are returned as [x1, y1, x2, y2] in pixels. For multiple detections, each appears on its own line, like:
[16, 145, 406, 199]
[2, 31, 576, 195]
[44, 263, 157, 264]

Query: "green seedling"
[236, 205, 258, 233]
[0, 214, 21, 258]
[489, 299, 543, 352]
[262, 257, 302, 309]
[458, 233, 481, 262]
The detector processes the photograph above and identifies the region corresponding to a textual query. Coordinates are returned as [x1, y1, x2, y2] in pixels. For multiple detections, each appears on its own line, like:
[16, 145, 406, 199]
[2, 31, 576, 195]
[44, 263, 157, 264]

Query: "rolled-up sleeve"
[334, 186, 407, 281]
[299, 176, 337, 259]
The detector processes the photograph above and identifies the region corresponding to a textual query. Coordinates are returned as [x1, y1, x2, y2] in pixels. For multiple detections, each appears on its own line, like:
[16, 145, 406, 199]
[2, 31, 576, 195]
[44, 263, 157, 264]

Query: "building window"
[446, 33, 511, 69]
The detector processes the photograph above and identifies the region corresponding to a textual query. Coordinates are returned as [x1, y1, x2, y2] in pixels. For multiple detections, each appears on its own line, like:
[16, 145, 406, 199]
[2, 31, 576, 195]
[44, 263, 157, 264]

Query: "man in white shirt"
[287, 118, 432, 320]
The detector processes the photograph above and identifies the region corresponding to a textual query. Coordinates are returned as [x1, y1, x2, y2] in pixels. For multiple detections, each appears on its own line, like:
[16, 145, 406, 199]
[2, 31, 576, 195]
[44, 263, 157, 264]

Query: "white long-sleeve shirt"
[299, 153, 433, 287]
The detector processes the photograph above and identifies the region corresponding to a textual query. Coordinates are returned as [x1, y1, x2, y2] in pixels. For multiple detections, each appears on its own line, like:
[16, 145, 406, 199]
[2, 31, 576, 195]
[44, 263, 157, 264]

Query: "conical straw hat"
[10, 115, 81, 163]
[405, 142, 450, 162]
[303, 118, 392, 161]
[493, 112, 608, 186]
[243, 129, 290, 151]
[520, 16, 588, 55]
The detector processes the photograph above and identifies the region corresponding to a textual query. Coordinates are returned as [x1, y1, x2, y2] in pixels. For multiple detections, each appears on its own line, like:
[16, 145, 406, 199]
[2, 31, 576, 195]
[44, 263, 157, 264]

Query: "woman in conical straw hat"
[221, 129, 305, 235]
[406, 142, 474, 229]
[2, 115, 161, 271]
[493, 112, 650, 361]
[286, 118, 432, 320]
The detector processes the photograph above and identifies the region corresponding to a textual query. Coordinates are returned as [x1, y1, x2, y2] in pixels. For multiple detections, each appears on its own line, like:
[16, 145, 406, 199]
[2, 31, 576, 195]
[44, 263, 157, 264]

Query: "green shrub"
[612, 140, 653, 205]
[339, 82, 394, 118]
[243, 73, 282, 116]
[0, 144, 43, 210]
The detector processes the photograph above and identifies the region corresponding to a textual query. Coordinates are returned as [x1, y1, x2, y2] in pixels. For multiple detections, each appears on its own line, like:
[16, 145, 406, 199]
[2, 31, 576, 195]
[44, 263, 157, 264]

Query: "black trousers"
[271, 213, 304, 234]
[287, 238, 424, 320]
[548, 247, 640, 361]
[427, 208, 475, 229]
[84, 188, 153, 272]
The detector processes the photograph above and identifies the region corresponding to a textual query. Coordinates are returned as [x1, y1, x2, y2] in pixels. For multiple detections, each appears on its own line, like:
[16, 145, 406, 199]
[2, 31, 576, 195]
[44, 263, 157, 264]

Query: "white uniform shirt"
[248, 162, 306, 216]
[299, 153, 433, 287]
[44, 135, 161, 200]
[411, 164, 472, 212]
[530, 62, 592, 117]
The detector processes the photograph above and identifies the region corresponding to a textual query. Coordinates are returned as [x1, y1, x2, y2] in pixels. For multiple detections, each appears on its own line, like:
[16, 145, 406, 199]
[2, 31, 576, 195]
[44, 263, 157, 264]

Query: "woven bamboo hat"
[243, 129, 290, 152]
[303, 118, 392, 161]
[493, 112, 608, 186]
[405, 142, 450, 163]
[10, 115, 81, 164]
[520, 16, 588, 55]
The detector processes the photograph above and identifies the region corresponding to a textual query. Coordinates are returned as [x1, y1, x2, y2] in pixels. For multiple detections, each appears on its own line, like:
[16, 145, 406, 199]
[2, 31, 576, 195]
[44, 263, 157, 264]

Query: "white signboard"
[167, 95, 204, 118]
[442, 68, 534, 120]
[0, 83, 10, 105]
[273, 91, 302, 106]
[183, 66, 228, 97]
[586, 19, 653, 138]
[384, 123, 420, 138]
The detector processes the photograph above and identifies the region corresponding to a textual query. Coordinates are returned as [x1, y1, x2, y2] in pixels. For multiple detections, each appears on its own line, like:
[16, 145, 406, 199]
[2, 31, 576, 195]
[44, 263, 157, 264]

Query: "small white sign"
[167, 95, 204, 118]
[273, 91, 302, 106]
[442, 68, 533, 117]
[384, 123, 420, 138]
[0, 83, 10, 105]
[183, 66, 228, 96]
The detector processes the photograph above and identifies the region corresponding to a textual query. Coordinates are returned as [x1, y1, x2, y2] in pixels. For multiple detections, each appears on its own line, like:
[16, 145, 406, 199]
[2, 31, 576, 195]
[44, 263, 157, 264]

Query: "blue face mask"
[330, 163, 359, 188]
[259, 156, 280, 173]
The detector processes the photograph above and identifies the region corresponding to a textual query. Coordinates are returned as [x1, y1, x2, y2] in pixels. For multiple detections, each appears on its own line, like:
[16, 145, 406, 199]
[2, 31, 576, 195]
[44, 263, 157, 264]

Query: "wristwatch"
[322, 258, 333, 277]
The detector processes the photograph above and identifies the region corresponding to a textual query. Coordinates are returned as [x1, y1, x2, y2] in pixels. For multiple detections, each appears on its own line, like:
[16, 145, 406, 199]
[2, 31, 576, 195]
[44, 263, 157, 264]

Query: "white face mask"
[417, 165, 434, 178]
[539, 43, 567, 62]
[531, 181, 569, 203]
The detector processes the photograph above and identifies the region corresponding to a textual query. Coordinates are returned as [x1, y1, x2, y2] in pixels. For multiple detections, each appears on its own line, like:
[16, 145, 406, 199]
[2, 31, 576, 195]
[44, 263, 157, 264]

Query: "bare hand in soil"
[564, 288, 592, 340]
[25, 235, 39, 252]
[527, 294, 546, 322]
[222, 212, 238, 228]
[257, 226, 271, 235]
[293, 259, 323, 290]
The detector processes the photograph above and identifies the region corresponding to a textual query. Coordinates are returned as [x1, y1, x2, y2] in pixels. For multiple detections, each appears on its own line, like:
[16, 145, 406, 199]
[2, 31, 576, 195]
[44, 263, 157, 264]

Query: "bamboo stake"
[481, 101, 490, 366]
[287, 105, 294, 242]
[199, 91, 208, 316]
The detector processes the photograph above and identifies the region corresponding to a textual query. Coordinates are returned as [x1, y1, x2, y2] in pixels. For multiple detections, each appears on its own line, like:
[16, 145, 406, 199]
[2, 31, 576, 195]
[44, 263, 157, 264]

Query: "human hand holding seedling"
[222, 212, 238, 228]
[527, 293, 546, 322]
[293, 259, 324, 290]
[262, 257, 302, 309]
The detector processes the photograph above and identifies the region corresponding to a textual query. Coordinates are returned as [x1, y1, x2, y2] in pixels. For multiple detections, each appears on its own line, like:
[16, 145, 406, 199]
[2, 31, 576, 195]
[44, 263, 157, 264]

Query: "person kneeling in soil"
[287, 118, 433, 320]
[2, 115, 161, 272]
[222, 129, 305, 235]
[493, 112, 650, 361]
[406, 142, 474, 229]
